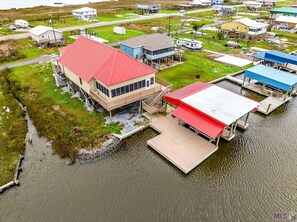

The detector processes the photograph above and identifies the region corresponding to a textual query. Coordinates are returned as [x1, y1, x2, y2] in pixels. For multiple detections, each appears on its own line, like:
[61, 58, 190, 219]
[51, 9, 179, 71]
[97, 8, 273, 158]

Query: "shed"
[113, 27, 126, 35]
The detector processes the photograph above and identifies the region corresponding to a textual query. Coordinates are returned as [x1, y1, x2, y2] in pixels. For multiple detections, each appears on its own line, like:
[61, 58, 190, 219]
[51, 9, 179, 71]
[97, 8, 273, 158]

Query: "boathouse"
[243, 64, 297, 114]
[120, 33, 175, 69]
[147, 82, 259, 174]
[55, 36, 170, 117]
[252, 50, 297, 72]
[270, 7, 297, 19]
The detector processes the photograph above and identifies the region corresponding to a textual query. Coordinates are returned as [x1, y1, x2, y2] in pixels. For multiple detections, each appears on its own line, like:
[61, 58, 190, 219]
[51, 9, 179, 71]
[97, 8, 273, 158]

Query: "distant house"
[137, 3, 161, 14]
[220, 18, 268, 38]
[270, 7, 297, 19]
[275, 16, 297, 29]
[243, 1, 263, 10]
[56, 36, 170, 114]
[29, 25, 64, 46]
[212, 0, 224, 5]
[255, 0, 276, 7]
[72, 7, 97, 21]
[120, 33, 175, 68]
[213, 5, 237, 16]
[191, 0, 212, 7]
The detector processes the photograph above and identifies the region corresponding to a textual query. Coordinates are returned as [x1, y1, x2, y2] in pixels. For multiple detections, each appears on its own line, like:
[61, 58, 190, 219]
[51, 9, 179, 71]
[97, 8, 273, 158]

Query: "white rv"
[176, 38, 203, 50]
[14, 20, 29, 29]
[191, 0, 212, 7]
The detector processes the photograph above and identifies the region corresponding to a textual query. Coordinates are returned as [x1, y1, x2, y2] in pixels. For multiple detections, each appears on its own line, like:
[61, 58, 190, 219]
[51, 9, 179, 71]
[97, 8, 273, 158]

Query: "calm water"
[0, 0, 108, 10]
[1, 81, 297, 222]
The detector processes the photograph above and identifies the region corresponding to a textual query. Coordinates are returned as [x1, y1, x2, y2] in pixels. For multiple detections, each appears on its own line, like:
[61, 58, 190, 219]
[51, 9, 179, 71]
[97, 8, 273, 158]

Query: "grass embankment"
[157, 51, 242, 90]
[7, 64, 113, 162]
[0, 38, 58, 65]
[0, 69, 26, 186]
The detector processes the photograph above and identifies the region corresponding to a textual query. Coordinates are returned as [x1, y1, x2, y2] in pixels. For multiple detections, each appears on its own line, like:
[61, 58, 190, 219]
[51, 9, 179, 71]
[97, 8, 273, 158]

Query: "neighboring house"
[56, 36, 169, 114]
[137, 3, 161, 14]
[270, 7, 297, 19]
[220, 18, 268, 38]
[191, 0, 212, 7]
[72, 7, 97, 21]
[212, 0, 224, 5]
[243, 1, 263, 10]
[213, 5, 237, 16]
[29, 25, 64, 46]
[275, 16, 297, 29]
[255, 0, 276, 7]
[14, 19, 29, 29]
[120, 33, 175, 68]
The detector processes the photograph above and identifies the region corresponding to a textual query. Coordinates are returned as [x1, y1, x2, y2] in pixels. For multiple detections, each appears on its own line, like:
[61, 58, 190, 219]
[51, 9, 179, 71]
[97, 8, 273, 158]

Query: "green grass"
[88, 26, 146, 43]
[98, 9, 139, 22]
[30, 17, 91, 29]
[0, 38, 58, 66]
[0, 69, 26, 186]
[7, 64, 114, 162]
[157, 51, 242, 90]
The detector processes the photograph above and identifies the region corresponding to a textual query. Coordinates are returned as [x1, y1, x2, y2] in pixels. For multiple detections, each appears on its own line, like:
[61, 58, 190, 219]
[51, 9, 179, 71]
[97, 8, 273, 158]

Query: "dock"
[225, 75, 244, 85]
[147, 115, 218, 174]
[243, 81, 292, 115]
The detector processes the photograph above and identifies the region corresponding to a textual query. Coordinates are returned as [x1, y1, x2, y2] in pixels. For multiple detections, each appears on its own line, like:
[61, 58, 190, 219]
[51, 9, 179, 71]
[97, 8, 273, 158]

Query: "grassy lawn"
[0, 27, 26, 36]
[87, 26, 146, 43]
[7, 64, 114, 162]
[0, 69, 26, 186]
[157, 51, 242, 90]
[98, 9, 139, 22]
[0, 38, 58, 66]
[30, 17, 91, 29]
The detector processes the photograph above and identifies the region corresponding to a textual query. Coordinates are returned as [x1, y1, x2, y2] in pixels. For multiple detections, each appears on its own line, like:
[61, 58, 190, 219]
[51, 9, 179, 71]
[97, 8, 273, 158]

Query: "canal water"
[1, 81, 297, 222]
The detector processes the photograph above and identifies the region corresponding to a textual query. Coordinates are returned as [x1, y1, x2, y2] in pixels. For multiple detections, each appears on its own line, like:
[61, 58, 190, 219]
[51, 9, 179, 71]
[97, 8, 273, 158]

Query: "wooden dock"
[147, 115, 218, 174]
[243, 81, 292, 115]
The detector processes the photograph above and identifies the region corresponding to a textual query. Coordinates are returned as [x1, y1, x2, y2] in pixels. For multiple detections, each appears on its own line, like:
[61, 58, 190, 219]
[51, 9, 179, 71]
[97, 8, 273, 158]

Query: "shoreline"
[0, 0, 114, 11]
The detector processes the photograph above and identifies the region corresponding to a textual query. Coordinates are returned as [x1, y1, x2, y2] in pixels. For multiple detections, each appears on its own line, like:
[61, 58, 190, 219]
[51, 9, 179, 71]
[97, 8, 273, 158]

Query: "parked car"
[266, 39, 281, 44]
[179, 10, 186, 14]
[8, 24, 17, 31]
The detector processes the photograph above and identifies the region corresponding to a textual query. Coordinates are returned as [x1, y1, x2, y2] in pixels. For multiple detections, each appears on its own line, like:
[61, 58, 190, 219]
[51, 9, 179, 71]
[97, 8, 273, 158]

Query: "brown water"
[1, 81, 297, 222]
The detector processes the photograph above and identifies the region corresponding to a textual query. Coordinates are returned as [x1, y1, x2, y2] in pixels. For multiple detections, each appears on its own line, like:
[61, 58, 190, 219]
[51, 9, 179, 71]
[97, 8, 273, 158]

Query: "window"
[150, 77, 154, 85]
[79, 77, 82, 85]
[96, 81, 109, 97]
[111, 79, 148, 98]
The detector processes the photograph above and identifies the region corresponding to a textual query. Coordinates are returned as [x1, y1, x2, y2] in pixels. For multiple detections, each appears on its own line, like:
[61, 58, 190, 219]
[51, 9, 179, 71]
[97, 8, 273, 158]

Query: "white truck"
[176, 38, 203, 50]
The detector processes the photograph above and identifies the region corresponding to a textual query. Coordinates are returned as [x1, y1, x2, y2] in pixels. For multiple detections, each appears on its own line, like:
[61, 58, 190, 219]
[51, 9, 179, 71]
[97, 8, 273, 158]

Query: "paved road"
[0, 6, 244, 42]
[0, 55, 54, 70]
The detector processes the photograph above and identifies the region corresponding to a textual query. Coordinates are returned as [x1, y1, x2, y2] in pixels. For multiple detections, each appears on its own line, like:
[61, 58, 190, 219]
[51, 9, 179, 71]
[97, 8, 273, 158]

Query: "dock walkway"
[243, 81, 291, 115]
[147, 115, 218, 174]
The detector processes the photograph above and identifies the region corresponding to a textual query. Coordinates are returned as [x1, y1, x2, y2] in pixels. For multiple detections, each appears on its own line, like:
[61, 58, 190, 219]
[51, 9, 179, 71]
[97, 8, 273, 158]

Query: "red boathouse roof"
[58, 36, 156, 86]
[164, 82, 259, 139]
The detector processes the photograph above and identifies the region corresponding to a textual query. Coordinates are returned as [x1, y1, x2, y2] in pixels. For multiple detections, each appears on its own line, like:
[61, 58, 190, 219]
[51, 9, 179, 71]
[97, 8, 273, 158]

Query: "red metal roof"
[58, 36, 156, 86]
[164, 82, 211, 107]
[59, 45, 71, 54]
[172, 105, 225, 139]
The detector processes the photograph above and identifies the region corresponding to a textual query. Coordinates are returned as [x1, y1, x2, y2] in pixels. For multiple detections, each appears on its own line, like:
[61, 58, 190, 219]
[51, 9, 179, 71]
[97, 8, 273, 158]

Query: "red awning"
[172, 106, 225, 139]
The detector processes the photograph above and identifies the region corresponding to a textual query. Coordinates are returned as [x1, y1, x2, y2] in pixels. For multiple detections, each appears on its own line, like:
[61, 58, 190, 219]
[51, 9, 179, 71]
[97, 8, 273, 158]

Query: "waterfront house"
[213, 5, 237, 17]
[275, 16, 297, 29]
[136, 3, 161, 14]
[56, 36, 170, 116]
[255, 0, 276, 7]
[270, 7, 297, 19]
[219, 18, 268, 38]
[29, 25, 64, 47]
[120, 33, 175, 68]
[191, 0, 212, 7]
[243, 1, 263, 10]
[72, 7, 97, 21]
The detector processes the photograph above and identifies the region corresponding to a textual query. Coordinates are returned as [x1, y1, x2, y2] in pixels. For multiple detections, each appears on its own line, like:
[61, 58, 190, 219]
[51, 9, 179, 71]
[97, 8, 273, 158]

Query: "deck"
[147, 115, 218, 174]
[243, 81, 292, 115]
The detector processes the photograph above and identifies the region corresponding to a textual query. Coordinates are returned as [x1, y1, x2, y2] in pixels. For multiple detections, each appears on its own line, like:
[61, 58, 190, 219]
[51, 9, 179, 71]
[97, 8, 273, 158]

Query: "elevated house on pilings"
[136, 3, 161, 14]
[54, 36, 172, 119]
[29, 25, 65, 48]
[120, 33, 175, 70]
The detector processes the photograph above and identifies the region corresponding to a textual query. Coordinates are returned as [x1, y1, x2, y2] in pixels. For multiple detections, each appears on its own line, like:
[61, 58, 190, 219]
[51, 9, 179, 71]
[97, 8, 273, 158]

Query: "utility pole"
[49, 13, 57, 46]
[168, 16, 171, 36]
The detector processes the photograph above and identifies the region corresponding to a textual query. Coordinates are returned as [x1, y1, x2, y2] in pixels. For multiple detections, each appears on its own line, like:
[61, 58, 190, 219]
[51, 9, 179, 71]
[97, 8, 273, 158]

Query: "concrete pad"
[214, 55, 252, 67]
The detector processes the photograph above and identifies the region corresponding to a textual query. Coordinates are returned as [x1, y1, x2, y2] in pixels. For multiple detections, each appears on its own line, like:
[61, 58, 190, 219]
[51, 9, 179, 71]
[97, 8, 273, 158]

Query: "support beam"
[109, 111, 112, 121]
[216, 136, 220, 147]
[244, 112, 250, 126]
